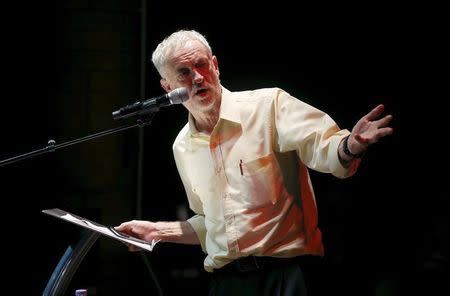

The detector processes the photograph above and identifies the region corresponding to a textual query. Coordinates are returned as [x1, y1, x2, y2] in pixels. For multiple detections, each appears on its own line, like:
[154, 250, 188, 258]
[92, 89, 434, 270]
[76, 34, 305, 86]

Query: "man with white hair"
[116, 30, 393, 295]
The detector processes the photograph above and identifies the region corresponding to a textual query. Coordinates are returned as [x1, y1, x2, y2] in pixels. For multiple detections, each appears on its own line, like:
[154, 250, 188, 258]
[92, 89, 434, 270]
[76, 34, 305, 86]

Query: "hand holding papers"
[42, 208, 160, 252]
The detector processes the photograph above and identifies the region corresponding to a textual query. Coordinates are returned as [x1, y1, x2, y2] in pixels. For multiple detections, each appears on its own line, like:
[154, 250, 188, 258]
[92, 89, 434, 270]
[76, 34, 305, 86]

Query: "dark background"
[1, 1, 446, 295]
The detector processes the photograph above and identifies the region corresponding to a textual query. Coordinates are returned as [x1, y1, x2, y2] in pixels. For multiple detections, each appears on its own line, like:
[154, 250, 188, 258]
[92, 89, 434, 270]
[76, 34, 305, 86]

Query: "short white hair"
[151, 30, 212, 78]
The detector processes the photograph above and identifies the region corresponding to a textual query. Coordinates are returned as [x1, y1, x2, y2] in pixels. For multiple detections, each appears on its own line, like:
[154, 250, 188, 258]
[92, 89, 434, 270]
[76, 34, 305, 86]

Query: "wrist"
[343, 135, 364, 158]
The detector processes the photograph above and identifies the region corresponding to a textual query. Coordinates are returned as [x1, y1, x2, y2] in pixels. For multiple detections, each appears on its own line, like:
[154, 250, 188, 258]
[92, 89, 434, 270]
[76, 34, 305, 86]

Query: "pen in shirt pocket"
[239, 159, 243, 175]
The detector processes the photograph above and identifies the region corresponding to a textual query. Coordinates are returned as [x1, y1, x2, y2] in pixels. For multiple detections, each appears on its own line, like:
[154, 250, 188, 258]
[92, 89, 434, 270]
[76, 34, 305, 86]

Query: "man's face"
[160, 40, 221, 114]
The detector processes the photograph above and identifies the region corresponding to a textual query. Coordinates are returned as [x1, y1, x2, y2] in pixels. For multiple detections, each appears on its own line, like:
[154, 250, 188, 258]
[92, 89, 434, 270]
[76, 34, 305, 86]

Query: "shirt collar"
[219, 87, 241, 124]
[188, 86, 241, 136]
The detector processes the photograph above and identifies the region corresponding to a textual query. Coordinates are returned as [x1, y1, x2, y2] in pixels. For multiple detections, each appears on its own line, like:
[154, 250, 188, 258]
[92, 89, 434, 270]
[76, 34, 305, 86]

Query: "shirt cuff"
[329, 133, 360, 178]
[187, 214, 207, 253]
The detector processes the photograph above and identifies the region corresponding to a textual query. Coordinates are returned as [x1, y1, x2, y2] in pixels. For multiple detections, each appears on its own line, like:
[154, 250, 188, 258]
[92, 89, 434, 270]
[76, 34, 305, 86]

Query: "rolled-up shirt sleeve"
[187, 214, 207, 252]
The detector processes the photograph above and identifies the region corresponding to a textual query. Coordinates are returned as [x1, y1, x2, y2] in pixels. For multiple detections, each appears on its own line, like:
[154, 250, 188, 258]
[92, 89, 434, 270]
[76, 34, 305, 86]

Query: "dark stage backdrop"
[0, 1, 446, 295]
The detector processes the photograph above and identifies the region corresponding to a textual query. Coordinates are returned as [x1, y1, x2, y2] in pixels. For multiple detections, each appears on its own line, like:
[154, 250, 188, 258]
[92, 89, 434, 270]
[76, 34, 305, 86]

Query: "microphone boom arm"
[0, 113, 156, 167]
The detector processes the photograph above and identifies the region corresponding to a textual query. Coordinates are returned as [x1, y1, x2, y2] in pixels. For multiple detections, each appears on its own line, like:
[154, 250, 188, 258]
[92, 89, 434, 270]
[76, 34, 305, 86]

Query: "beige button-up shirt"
[173, 87, 358, 272]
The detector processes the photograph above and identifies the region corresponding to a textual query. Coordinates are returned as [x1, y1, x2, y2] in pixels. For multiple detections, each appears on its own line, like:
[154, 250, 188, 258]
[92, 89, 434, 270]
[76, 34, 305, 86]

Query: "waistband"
[212, 255, 318, 274]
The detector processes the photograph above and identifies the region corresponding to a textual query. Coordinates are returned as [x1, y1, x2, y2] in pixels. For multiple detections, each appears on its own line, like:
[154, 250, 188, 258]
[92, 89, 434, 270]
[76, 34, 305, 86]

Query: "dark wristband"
[343, 135, 364, 158]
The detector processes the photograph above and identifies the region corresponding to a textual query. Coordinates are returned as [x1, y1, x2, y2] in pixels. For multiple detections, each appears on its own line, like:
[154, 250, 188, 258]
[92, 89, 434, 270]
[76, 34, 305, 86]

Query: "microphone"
[112, 87, 189, 120]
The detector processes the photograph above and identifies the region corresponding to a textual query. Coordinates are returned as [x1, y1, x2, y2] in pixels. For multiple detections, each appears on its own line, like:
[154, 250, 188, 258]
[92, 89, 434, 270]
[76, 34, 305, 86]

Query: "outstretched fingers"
[371, 110, 394, 142]
[376, 127, 394, 138]
[364, 104, 385, 121]
[355, 126, 393, 145]
[374, 114, 393, 128]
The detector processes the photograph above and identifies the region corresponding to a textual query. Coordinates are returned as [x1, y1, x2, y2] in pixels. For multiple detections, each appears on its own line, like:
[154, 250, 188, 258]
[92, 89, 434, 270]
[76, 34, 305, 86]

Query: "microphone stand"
[0, 113, 156, 167]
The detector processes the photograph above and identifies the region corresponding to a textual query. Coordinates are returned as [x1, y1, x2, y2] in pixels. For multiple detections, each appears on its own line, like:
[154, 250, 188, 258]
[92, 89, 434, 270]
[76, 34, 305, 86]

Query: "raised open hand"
[347, 104, 393, 155]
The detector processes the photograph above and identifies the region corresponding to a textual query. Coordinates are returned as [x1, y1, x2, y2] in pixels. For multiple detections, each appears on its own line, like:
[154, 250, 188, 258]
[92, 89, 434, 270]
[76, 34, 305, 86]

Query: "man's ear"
[160, 78, 171, 93]
[212, 55, 220, 76]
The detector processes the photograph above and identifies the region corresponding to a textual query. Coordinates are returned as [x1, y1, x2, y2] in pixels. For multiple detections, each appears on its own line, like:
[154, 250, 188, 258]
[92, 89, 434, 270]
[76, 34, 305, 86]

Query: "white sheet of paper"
[43, 209, 159, 252]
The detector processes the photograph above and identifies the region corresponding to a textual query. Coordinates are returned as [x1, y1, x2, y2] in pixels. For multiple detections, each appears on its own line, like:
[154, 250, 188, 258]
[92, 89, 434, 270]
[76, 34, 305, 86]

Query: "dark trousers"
[208, 256, 313, 296]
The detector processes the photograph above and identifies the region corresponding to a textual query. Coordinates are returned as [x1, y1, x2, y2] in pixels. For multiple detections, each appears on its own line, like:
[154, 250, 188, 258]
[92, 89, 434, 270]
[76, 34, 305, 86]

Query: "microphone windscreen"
[169, 87, 189, 104]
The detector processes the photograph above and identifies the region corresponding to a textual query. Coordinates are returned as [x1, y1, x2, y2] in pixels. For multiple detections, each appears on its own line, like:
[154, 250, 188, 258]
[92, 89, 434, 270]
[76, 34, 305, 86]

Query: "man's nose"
[192, 69, 204, 83]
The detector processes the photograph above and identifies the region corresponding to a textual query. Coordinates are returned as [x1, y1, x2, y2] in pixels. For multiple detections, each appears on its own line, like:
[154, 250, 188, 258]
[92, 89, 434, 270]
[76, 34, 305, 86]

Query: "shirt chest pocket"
[238, 153, 284, 207]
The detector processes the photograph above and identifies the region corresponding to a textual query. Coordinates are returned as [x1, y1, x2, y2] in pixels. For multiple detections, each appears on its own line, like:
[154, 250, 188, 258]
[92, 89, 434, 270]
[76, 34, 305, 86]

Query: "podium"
[42, 231, 100, 296]
[1, 100, 165, 296]
[41, 208, 160, 296]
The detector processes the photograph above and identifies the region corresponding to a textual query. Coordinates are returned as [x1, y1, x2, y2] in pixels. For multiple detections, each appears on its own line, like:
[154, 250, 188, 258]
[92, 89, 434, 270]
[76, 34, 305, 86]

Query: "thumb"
[114, 222, 127, 232]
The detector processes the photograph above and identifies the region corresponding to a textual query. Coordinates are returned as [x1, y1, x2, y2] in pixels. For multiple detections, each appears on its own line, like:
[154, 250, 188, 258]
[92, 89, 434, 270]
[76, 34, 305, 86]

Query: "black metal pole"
[137, 1, 164, 296]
